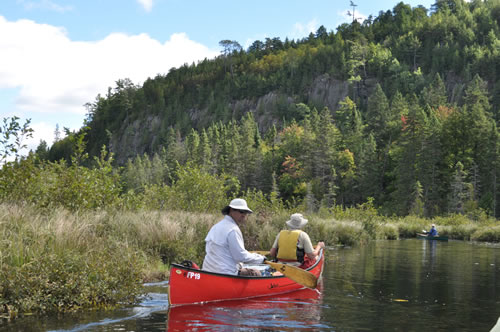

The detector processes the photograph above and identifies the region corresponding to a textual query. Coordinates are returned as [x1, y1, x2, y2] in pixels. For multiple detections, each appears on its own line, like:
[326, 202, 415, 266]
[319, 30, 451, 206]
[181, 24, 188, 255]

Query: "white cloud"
[0, 15, 218, 153]
[137, 0, 153, 12]
[30, 121, 57, 147]
[291, 19, 319, 40]
[17, 0, 73, 13]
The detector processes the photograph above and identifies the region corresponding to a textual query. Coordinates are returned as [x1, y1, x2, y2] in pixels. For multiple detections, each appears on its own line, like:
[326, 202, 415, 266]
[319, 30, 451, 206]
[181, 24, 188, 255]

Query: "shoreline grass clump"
[471, 225, 500, 242]
[0, 204, 146, 318]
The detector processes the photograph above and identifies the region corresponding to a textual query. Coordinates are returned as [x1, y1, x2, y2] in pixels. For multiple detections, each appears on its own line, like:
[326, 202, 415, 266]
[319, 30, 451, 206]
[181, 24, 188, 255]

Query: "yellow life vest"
[277, 230, 301, 261]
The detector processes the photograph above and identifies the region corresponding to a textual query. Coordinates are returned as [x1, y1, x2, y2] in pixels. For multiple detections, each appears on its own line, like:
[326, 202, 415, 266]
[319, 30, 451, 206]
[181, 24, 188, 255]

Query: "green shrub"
[395, 217, 427, 238]
[242, 188, 285, 215]
[377, 223, 399, 240]
[307, 217, 333, 243]
[0, 247, 144, 315]
[444, 224, 476, 240]
[334, 221, 369, 246]
[0, 149, 121, 212]
[331, 197, 382, 224]
[432, 214, 471, 226]
[471, 225, 500, 242]
[164, 163, 229, 212]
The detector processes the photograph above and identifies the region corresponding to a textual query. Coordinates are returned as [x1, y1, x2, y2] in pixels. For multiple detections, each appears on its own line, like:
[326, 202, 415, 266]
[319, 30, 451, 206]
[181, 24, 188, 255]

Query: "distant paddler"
[423, 224, 438, 237]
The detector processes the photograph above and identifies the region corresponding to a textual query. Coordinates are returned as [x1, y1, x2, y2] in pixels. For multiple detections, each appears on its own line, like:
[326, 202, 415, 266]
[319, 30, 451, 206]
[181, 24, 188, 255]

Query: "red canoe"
[168, 249, 325, 307]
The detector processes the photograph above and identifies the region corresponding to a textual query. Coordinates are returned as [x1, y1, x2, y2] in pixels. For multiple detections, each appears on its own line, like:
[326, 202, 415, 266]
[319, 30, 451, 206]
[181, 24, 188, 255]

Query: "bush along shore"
[1, 200, 499, 319]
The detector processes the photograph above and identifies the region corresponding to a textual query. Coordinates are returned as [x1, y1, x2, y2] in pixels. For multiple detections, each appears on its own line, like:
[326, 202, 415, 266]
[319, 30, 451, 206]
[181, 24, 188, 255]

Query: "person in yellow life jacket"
[269, 213, 325, 269]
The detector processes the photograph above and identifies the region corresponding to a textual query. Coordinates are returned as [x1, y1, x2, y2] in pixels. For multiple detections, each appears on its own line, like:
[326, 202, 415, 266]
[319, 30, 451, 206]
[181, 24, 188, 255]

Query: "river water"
[1, 239, 500, 331]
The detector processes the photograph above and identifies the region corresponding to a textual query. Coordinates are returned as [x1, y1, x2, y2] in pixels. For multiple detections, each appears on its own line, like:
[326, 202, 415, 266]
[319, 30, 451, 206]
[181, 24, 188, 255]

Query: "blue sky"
[0, 0, 435, 155]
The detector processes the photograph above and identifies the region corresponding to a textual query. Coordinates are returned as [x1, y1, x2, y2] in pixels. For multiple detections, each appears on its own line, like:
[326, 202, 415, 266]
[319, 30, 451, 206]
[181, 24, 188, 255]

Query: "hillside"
[45, 0, 500, 217]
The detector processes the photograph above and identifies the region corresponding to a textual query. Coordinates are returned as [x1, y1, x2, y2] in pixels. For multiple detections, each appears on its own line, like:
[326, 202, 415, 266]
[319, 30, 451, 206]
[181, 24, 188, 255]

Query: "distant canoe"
[417, 233, 448, 241]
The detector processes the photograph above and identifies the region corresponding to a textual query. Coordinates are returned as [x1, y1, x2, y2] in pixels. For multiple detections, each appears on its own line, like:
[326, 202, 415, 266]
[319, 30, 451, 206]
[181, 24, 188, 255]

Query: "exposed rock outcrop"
[109, 75, 374, 164]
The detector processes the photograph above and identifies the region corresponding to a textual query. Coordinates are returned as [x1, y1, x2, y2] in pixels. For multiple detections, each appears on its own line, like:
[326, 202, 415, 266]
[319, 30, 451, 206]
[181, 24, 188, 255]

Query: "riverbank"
[0, 202, 498, 317]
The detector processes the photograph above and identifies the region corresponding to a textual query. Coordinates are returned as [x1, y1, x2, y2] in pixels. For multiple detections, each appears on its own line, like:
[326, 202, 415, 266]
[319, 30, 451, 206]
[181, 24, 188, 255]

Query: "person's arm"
[228, 230, 265, 264]
[269, 234, 279, 259]
[306, 241, 325, 260]
[313, 241, 325, 256]
[301, 232, 324, 260]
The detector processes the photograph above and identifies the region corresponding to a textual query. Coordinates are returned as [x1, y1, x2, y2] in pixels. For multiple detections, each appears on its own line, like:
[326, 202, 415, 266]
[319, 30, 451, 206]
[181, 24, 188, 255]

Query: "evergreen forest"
[7, 0, 500, 218]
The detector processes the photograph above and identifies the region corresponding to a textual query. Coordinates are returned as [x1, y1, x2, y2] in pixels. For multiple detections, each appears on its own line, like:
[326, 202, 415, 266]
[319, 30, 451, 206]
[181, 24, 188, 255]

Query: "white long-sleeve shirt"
[202, 215, 265, 275]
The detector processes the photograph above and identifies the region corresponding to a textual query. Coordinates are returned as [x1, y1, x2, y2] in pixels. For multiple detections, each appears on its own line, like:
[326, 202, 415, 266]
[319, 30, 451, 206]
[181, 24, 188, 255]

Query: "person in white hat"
[202, 198, 266, 276]
[269, 213, 325, 268]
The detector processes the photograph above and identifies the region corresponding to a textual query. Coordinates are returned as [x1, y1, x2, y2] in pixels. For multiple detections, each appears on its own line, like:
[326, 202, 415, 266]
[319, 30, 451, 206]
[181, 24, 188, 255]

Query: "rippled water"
[2, 239, 500, 331]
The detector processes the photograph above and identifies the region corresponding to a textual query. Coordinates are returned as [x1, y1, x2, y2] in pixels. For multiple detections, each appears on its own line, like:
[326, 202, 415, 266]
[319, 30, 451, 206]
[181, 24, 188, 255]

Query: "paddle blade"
[265, 261, 318, 289]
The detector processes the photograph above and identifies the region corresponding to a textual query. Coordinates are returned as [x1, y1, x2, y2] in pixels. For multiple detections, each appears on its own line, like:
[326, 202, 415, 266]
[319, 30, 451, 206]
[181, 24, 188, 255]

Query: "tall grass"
[1, 202, 500, 317]
[0, 204, 145, 317]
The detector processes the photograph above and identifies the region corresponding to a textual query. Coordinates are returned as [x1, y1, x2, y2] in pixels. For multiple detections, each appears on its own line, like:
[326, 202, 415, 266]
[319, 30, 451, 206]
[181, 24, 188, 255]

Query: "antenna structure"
[349, 1, 358, 23]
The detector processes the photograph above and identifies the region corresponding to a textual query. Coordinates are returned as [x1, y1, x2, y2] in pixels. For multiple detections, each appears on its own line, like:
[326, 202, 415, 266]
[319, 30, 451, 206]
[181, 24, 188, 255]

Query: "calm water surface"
[2, 239, 500, 331]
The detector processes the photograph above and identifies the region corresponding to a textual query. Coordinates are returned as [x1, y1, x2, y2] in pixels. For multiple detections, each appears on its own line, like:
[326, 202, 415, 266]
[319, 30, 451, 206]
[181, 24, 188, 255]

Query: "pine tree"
[420, 73, 448, 109]
[417, 105, 447, 216]
[197, 129, 212, 172]
[305, 182, 317, 213]
[364, 84, 395, 200]
[448, 161, 471, 214]
[165, 128, 186, 176]
[442, 75, 494, 212]
[238, 113, 263, 190]
[365, 84, 391, 145]
[390, 100, 426, 215]
[410, 181, 425, 217]
[185, 129, 200, 164]
[357, 133, 379, 202]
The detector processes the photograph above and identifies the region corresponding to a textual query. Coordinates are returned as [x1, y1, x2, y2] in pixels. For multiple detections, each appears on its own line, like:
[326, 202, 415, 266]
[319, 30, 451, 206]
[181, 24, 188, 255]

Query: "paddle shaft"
[250, 250, 270, 256]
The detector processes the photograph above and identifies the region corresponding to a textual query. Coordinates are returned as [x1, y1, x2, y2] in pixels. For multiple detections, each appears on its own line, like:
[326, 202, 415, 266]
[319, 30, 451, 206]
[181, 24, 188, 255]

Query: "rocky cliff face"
[309, 75, 350, 111]
[109, 75, 374, 164]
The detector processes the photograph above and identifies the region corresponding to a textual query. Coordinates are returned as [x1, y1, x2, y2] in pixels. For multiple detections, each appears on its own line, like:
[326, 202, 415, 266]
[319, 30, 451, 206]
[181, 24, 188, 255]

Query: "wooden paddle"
[250, 250, 270, 256]
[264, 260, 318, 289]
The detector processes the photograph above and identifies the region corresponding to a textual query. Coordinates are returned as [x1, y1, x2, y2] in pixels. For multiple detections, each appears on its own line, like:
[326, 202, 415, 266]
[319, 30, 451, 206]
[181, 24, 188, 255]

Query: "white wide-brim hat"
[228, 198, 253, 213]
[286, 213, 308, 229]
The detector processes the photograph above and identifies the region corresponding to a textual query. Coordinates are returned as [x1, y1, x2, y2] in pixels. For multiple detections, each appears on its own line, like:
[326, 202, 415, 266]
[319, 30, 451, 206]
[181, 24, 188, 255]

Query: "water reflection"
[166, 286, 331, 331]
[324, 240, 500, 331]
[421, 237, 437, 267]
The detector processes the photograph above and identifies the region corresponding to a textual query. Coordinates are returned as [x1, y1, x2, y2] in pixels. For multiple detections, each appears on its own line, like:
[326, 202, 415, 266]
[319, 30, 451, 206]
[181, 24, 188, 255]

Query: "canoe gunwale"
[170, 248, 323, 280]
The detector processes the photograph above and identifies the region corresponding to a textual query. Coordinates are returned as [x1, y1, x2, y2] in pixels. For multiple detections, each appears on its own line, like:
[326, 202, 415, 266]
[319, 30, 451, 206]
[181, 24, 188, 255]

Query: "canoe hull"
[168, 249, 324, 307]
[167, 286, 323, 331]
[417, 233, 448, 241]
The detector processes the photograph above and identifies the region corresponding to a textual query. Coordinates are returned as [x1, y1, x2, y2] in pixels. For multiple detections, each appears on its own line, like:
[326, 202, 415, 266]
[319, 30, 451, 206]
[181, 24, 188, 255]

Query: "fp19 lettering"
[186, 271, 201, 280]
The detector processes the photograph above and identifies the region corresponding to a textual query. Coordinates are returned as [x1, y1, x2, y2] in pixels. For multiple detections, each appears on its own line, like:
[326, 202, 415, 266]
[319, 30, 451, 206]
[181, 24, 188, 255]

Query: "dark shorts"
[238, 268, 262, 276]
